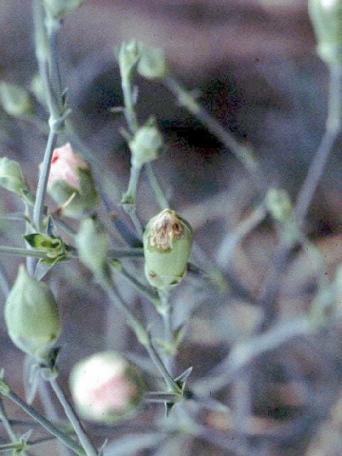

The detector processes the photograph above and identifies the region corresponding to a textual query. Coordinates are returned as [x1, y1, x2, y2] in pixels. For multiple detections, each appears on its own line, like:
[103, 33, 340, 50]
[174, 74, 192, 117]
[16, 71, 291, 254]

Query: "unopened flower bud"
[308, 0, 342, 65]
[69, 351, 144, 423]
[75, 218, 109, 278]
[129, 120, 163, 168]
[0, 157, 29, 196]
[117, 40, 141, 81]
[0, 82, 32, 117]
[265, 188, 293, 223]
[43, 0, 85, 19]
[137, 45, 168, 80]
[143, 209, 193, 290]
[46, 143, 97, 218]
[4, 265, 61, 360]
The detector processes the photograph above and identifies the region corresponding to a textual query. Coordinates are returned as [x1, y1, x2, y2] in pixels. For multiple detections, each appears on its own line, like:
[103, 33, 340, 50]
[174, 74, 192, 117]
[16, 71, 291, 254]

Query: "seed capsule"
[4, 266, 61, 360]
[69, 351, 144, 423]
[143, 209, 193, 290]
[308, 0, 342, 65]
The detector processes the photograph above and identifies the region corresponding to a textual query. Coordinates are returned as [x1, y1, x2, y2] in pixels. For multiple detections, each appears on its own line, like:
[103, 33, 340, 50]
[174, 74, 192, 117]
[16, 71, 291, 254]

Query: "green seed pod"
[0, 157, 29, 196]
[137, 45, 168, 80]
[143, 209, 193, 290]
[69, 351, 144, 423]
[43, 0, 85, 19]
[308, 0, 342, 65]
[265, 188, 293, 223]
[4, 265, 61, 360]
[75, 218, 109, 278]
[129, 119, 163, 168]
[0, 82, 32, 117]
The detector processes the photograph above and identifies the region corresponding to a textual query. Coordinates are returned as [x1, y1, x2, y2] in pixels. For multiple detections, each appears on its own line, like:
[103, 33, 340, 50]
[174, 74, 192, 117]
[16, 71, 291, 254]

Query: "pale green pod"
[143, 209, 193, 290]
[69, 351, 144, 423]
[309, 0, 342, 65]
[4, 265, 61, 360]
[48, 168, 98, 218]
[0, 157, 29, 196]
[43, 0, 85, 19]
[129, 120, 163, 168]
[137, 46, 168, 80]
[75, 218, 109, 278]
[0, 82, 32, 117]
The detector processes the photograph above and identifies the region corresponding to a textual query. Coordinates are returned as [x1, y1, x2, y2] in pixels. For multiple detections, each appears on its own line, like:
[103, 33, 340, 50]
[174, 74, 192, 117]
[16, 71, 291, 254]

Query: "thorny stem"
[164, 75, 265, 190]
[0, 387, 83, 455]
[49, 378, 97, 456]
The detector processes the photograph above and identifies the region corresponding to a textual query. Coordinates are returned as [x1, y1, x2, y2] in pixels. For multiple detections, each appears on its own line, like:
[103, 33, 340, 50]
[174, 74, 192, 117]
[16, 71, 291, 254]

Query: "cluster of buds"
[45, 143, 97, 218]
[69, 352, 144, 423]
[4, 266, 61, 360]
[309, 0, 342, 65]
[143, 209, 193, 290]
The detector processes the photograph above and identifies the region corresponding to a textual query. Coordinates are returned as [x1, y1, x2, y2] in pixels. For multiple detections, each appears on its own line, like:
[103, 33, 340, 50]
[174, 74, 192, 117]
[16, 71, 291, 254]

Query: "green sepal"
[24, 233, 70, 264]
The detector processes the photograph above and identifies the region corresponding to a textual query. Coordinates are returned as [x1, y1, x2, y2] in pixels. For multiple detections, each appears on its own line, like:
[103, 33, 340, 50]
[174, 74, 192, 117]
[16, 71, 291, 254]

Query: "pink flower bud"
[69, 352, 144, 423]
[48, 143, 88, 191]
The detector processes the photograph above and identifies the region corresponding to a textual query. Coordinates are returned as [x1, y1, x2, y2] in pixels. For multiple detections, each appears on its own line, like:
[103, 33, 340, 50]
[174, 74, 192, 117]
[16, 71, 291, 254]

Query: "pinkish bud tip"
[48, 143, 88, 190]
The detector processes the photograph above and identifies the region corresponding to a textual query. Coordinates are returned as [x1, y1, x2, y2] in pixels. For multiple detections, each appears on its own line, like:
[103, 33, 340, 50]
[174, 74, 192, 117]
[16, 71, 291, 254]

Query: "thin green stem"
[100, 278, 181, 394]
[145, 163, 169, 209]
[0, 399, 17, 443]
[117, 265, 160, 308]
[0, 262, 9, 297]
[121, 80, 139, 134]
[0, 246, 47, 258]
[295, 64, 342, 227]
[49, 378, 97, 456]
[1, 388, 83, 455]
[164, 75, 264, 190]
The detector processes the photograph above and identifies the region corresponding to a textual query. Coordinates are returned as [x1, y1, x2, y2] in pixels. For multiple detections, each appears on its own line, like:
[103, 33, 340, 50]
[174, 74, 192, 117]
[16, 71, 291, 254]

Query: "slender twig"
[49, 378, 97, 456]
[295, 64, 342, 227]
[164, 75, 264, 190]
[145, 163, 169, 210]
[257, 63, 341, 330]
[0, 388, 83, 455]
[0, 399, 17, 443]
[0, 262, 10, 298]
[194, 316, 312, 396]
[100, 278, 181, 394]
[0, 246, 47, 259]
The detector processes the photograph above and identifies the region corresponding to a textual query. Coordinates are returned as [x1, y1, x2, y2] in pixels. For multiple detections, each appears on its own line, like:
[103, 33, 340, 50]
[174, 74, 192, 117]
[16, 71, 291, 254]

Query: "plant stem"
[0, 246, 47, 258]
[159, 290, 174, 372]
[0, 399, 17, 443]
[164, 75, 264, 190]
[100, 278, 181, 395]
[1, 388, 83, 455]
[0, 262, 9, 298]
[145, 163, 169, 209]
[295, 64, 342, 227]
[116, 265, 160, 308]
[49, 378, 97, 456]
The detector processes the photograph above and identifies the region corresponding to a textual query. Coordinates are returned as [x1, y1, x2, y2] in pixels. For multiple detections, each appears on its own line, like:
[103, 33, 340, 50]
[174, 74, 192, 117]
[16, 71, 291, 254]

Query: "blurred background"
[0, 0, 341, 455]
